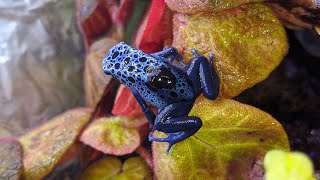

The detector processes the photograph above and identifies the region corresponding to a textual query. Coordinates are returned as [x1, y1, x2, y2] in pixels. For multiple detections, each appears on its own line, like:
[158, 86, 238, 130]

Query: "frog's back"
[102, 42, 194, 109]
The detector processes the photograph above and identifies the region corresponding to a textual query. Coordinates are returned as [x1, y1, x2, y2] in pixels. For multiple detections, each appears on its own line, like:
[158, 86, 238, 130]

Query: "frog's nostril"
[102, 63, 112, 75]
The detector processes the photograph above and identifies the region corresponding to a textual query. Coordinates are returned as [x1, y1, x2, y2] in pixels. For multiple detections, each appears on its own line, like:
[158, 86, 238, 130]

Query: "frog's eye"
[146, 67, 176, 91]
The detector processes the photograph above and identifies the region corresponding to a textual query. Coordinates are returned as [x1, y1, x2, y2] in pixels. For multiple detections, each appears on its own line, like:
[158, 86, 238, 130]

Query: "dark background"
[235, 29, 320, 169]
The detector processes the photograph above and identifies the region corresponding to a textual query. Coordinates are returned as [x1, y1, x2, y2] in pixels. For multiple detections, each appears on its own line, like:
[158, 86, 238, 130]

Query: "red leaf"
[112, 85, 143, 116]
[135, 0, 173, 53]
[76, 0, 112, 40]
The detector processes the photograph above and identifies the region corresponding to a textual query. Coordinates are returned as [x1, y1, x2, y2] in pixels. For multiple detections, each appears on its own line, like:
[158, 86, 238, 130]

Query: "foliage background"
[0, 0, 319, 179]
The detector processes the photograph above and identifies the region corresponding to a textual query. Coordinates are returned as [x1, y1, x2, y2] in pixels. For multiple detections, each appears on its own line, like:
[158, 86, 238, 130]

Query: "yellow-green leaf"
[165, 0, 263, 13]
[264, 150, 316, 180]
[81, 156, 152, 180]
[0, 138, 23, 180]
[153, 97, 289, 179]
[114, 157, 152, 180]
[19, 108, 92, 180]
[80, 116, 141, 155]
[173, 3, 288, 98]
[84, 38, 118, 108]
[81, 157, 122, 180]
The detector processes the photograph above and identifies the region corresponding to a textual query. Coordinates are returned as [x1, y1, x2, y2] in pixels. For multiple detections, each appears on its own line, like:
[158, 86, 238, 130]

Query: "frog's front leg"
[187, 50, 220, 99]
[149, 101, 202, 153]
[151, 47, 186, 69]
[131, 89, 156, 125]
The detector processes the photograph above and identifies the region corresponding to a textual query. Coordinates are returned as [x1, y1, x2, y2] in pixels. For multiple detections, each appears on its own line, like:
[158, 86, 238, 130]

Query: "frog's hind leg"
[149, 116, 202, 153]
[148, 102, 202, 153]
[187, 50, 220, 100]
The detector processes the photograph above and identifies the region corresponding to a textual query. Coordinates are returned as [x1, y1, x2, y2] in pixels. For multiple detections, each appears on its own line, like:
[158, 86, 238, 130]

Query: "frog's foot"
[191, 49, 201, 57]
[149, 131, 185, 154]
[149, 131, 184, 143]
[149, 116, 202, 153]
[150, 130, 198, 153]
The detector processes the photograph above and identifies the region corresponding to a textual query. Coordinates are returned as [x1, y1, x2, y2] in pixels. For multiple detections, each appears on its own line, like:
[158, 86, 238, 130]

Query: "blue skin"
[102, 42, 220, 153]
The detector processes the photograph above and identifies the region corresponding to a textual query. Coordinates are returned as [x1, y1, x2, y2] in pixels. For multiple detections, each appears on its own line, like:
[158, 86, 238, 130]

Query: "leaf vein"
[193, 135, 231, 159]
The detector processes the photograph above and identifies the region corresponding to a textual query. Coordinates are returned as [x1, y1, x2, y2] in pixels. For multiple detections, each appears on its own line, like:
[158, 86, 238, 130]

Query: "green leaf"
[153, 97, 289, 179]
[264, 150, 316, 180]
[80, 116, 141, 155]
[19, 108, 92, 180]
[173, 3, 288, 98]
[81, 156, 152, 180]
[125, 0, 150, 43]
[0, 138, 23, 180]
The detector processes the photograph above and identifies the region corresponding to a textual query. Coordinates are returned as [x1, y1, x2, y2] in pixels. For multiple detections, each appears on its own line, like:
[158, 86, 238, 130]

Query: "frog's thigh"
[154, 115, 202, 133]
[158, 101, 193, 118]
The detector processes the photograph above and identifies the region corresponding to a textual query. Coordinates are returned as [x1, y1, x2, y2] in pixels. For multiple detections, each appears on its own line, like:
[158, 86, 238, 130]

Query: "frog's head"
[102, 42, 132, 75]
[102, 42, 177, 91]
[102, 42, 151, 88]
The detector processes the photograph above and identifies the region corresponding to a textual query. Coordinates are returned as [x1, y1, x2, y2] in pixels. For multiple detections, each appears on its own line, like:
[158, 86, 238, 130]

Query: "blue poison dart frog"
[102, 42, 220, 153]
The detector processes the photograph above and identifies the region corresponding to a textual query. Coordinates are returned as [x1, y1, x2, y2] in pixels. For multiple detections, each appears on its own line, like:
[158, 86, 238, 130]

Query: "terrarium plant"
[0, 0, 319, 179]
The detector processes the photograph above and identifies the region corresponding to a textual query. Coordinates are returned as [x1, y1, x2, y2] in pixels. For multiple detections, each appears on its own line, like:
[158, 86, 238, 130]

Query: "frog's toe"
[149, 132, 186, 153]
[166, 142, 175, 154]
[149, 131, 185, 142]
[191, 49, 201, 57]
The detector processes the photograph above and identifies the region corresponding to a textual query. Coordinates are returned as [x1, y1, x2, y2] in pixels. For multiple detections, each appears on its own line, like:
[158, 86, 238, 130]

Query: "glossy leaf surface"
[173, 3, 288, 98]
[19, 108, 92, 180]
[153, 97, 289, 179]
